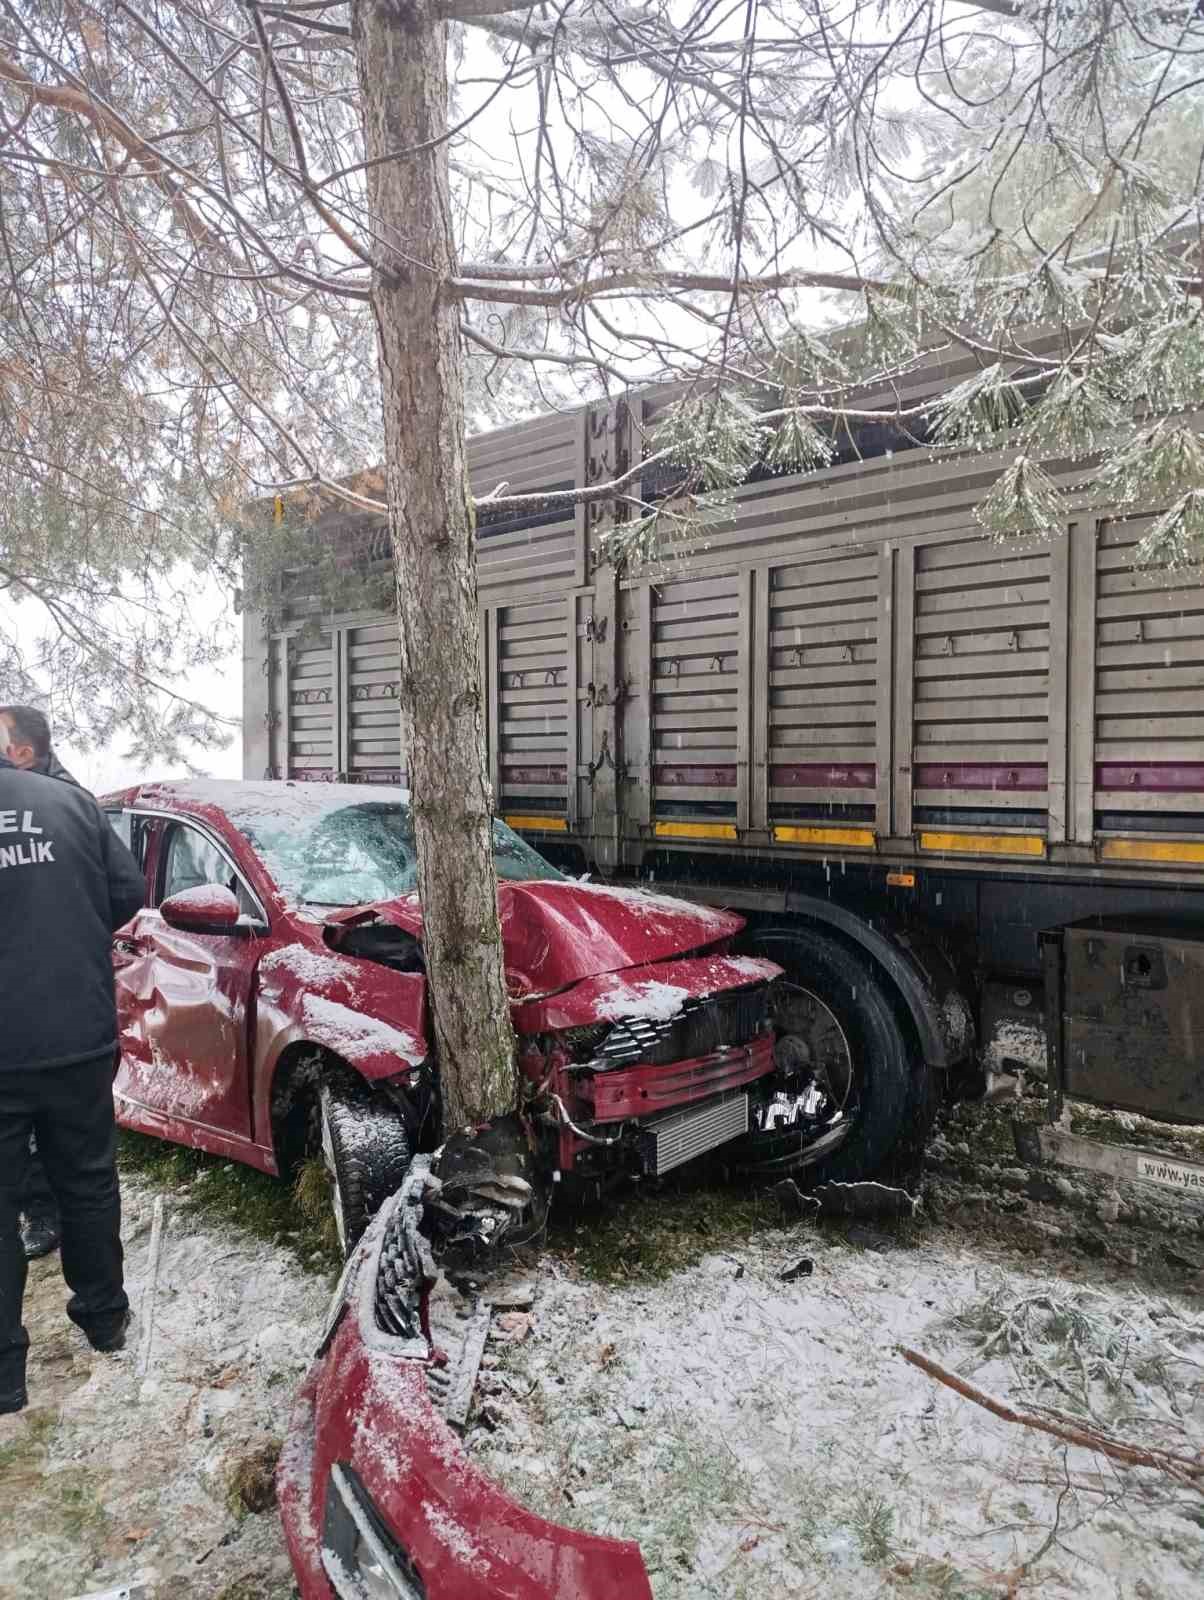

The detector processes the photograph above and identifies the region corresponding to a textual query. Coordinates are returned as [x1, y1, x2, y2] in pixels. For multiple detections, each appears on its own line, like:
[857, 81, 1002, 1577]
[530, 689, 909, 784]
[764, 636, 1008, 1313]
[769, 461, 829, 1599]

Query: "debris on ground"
[811, 1180, 921, 1219]
[769, 1178, 819, 1219]
[777, 1257, 813, 1282]
[225, 1439, 283, 1517]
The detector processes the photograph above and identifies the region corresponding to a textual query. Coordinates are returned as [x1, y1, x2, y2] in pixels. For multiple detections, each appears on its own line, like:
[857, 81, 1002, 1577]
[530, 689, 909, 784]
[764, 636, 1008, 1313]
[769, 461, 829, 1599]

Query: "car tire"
[320, 1079, 413, 1258]
[738, 928, 918, 1185]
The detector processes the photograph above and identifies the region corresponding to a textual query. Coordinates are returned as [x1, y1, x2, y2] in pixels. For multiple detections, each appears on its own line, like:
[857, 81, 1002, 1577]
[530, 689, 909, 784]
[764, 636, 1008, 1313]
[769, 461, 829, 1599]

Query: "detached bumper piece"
[279, 1189, 654, 1600]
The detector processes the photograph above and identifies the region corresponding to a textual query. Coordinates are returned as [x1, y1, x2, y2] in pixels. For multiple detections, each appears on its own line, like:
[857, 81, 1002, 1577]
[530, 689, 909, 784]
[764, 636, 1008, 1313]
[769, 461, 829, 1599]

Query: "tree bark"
[350, 0, 516, 1133]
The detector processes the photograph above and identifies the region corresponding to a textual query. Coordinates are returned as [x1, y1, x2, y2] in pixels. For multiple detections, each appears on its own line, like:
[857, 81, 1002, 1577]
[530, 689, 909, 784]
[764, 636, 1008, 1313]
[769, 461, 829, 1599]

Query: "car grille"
[594, 981, 771, 1071]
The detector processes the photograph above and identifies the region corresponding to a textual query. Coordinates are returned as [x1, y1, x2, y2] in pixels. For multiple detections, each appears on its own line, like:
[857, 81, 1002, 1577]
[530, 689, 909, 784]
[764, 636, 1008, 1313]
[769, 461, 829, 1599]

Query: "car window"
[160, 824, 257, 918]
[230, 800, 562, 907]
[104, 809, 132, 850]
[105, 810, 152, 871]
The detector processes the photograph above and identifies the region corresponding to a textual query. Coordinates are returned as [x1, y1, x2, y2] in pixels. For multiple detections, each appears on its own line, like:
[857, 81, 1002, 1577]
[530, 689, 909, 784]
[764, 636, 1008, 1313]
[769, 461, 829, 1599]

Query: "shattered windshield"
[230, 800, 563, 906]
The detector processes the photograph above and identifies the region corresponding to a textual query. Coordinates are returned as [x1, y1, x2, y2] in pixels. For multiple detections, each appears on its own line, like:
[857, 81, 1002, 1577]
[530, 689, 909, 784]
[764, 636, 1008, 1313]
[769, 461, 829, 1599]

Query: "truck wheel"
[320, 1080, 413, 1257]
[745, 929, 915, 1184]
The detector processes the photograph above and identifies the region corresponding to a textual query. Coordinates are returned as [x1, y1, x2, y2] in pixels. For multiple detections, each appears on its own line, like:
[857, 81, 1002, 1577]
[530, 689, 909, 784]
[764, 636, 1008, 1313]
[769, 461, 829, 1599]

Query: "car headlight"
[322, 1462, 426, 1599]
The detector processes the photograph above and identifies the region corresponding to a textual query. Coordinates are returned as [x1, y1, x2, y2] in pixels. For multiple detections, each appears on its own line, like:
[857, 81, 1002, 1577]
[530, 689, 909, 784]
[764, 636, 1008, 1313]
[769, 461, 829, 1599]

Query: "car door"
[113, 817, 264, 1143]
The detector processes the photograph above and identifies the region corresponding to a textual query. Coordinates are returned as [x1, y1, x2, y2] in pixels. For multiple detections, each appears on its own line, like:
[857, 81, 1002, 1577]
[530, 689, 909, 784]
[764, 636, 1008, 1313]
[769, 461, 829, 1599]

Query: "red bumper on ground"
[278, 1213, 652, 1600]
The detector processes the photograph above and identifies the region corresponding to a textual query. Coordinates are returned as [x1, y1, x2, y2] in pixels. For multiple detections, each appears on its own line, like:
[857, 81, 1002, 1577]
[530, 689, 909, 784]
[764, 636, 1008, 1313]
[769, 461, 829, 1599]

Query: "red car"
[101, 780, 847, 1249]
[277, 1159, 655, 1600]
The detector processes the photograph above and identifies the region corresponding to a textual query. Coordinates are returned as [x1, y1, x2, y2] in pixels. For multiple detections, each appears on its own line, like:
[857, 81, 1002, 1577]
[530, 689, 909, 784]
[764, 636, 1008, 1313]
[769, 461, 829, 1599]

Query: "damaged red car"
[101, 780, 850, 1251]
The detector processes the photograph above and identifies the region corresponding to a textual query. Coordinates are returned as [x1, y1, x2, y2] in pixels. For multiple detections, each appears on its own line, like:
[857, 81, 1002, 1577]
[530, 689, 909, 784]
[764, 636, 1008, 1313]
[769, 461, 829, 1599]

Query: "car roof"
[118, 778, 412, 819]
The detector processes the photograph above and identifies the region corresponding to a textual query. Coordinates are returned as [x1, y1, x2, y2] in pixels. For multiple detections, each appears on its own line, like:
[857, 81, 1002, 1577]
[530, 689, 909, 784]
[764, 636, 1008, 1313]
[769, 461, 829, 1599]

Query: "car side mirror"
[160, 884, 242, 933]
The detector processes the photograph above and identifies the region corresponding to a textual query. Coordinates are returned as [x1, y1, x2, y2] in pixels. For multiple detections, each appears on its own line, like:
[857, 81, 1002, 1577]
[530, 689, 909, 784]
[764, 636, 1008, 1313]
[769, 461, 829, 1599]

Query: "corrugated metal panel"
[285, 633, 335, 776]
[497, 597, 570, 818]
[472, 410, 579, 598]
[912, 536, 1051, 809]
[650, 571, 742, 819]
[345, 621, 404, 781]
[767, 548, 879, 811]
[1094, 515, 1204, 800]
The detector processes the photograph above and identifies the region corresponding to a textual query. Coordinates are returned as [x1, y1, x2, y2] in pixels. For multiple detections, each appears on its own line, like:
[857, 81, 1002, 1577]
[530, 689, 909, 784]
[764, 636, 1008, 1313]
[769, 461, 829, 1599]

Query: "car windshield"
[230, 799, 563, 907]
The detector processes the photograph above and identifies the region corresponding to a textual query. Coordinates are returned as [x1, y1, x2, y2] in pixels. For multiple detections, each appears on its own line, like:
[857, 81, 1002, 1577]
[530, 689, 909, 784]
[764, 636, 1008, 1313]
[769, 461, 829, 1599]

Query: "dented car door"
[114, 819, 261, 1142]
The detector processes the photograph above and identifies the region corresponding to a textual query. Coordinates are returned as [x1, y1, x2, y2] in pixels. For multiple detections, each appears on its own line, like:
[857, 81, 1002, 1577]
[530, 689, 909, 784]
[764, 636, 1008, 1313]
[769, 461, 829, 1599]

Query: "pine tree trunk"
[351, 0, 516, 1133]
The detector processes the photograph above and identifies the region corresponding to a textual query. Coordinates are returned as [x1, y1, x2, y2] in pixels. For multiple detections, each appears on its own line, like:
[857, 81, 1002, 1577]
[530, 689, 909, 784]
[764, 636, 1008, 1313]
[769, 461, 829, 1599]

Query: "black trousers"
[0, 1055, 128, 1391]
[23, 1135, 60, 1227]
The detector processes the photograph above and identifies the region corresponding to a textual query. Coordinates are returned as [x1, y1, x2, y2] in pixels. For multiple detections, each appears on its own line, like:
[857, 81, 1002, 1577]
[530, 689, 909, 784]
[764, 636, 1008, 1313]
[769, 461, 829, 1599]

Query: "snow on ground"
[471, 1221, 1204, 1600]
[4, 1143, 1203, 1600]
[0, 1176, 328, 1600]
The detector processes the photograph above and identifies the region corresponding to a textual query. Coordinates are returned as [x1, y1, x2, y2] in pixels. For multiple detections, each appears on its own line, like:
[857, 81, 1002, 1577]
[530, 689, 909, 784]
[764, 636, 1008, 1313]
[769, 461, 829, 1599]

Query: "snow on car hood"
[325, 879, 745, 998]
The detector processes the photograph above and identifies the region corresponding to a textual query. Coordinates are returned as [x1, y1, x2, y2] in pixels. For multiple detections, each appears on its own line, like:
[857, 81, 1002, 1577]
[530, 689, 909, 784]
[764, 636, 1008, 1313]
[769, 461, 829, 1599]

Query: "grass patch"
[117, 1131, 340, 1273]
[547, 1174, 785, 1285]
[850, 1490, 896, 1564]
[214, 1579, 295, 1600]
[0, 1406, 58, 1479]
[0, 1406, 110, 1559]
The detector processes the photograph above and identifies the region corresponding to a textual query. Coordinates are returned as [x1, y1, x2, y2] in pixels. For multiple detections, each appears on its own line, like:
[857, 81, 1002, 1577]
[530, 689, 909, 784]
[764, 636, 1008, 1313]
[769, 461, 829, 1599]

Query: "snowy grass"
[117, 1130, 340, 1272]
[546, 1178, 780, 1283]
[545, 1168, 924, 1285]
[1, 1175, 327, 1598]
[471, 1217, 1204, 1600]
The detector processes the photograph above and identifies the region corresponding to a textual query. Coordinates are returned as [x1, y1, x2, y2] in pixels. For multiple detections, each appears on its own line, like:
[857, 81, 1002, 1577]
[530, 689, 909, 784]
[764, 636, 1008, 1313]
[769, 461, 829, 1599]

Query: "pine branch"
[899, 1347, 1204, 1492]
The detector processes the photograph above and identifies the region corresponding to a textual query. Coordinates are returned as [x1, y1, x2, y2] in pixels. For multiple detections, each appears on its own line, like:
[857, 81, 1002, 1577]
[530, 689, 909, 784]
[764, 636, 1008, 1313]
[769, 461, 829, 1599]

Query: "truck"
[243, 340, 1204, 1194]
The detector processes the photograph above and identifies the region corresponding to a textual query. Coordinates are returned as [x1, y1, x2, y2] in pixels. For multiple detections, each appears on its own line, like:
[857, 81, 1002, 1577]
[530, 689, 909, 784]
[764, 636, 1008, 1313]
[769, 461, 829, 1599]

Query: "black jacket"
[38, 750, 82, 788]
[0, 756, 146, 1072]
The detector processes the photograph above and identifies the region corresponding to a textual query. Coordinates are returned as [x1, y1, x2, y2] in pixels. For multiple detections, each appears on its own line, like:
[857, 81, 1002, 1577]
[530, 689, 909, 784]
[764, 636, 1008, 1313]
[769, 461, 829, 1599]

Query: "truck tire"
[320, 1079, 413, 1258]
[742, 929, 916, 1184]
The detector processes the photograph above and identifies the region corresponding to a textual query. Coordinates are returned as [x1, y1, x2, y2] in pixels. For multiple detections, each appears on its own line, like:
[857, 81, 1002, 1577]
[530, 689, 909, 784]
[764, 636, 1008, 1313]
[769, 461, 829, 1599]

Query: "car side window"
[161, 824, 256, 918]
[105, 810, 152, 872]
[104, 810, 132, 850]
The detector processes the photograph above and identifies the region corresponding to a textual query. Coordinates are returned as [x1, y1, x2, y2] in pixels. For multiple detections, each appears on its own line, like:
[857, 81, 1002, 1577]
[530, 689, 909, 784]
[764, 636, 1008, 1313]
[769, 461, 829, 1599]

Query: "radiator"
[642, 1093, 749, 1176]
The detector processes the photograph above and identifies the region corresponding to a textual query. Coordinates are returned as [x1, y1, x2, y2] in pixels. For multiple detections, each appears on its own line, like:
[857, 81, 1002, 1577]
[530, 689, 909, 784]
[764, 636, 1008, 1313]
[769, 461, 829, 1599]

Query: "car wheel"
[737, 929, 917, 1184]
[319, 1079, 414, 1258]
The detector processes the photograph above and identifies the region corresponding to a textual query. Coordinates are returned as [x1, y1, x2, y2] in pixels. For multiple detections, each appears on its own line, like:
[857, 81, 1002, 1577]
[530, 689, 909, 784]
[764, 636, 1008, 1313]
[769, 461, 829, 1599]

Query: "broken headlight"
[322, 1462, 426, 1599]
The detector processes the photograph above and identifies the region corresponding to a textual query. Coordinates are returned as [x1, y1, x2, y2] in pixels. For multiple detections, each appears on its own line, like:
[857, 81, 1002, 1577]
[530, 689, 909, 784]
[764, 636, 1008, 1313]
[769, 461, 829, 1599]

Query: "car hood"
[326, 878, 744, 998]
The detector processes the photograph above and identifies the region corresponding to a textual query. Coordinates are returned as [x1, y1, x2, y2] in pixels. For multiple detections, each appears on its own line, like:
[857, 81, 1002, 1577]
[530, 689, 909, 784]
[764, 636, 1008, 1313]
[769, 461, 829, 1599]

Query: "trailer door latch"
[1123, 946, 1166, 991]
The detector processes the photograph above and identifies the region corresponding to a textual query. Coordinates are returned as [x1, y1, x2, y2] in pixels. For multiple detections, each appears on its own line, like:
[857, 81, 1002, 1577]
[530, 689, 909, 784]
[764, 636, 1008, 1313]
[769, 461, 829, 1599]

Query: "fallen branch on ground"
[898, 1346, 1204, 1493]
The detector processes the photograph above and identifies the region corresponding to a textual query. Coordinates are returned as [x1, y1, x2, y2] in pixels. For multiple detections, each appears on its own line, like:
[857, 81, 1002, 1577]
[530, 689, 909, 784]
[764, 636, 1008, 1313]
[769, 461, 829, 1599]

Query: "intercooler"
[640, 1092, 749, 1176]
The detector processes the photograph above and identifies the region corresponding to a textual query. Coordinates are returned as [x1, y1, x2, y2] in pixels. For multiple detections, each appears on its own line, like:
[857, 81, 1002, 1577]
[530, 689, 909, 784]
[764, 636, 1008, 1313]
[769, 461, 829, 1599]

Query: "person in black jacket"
[0, 727, 146, 1415]
[0, 706, 86, 1261]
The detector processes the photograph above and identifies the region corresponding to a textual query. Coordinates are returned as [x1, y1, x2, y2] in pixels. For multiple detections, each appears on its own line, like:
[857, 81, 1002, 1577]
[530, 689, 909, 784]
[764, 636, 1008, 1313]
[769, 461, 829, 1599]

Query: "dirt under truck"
[244, 342, 1204, 1206]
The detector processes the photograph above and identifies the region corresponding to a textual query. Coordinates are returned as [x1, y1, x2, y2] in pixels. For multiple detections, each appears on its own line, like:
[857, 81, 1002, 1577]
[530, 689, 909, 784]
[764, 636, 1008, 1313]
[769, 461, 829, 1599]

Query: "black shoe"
[0, 1387, 27, 1416]
[20, 1215, 61, 1261]
[85, 1310, 131, 1354]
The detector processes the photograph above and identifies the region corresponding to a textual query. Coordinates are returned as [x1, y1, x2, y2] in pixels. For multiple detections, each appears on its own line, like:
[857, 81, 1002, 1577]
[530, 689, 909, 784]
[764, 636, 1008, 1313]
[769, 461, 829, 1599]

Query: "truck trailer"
[243, 343, 1204, 1191]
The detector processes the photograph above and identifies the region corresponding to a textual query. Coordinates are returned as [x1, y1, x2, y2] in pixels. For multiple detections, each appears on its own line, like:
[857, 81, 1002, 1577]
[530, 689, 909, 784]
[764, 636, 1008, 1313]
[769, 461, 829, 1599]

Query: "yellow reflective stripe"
[654, 820, 738, 841]
[919, 830, 1046, 858]
[503, 815, 568, 833]
[1099, 838, 1204, 865]
[773, 825, 876, 849]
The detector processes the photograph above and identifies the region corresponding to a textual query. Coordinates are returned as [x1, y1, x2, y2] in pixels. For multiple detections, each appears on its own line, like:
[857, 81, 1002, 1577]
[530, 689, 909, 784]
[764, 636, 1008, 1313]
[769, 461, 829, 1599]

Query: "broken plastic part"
[323, 918, 425, 973]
